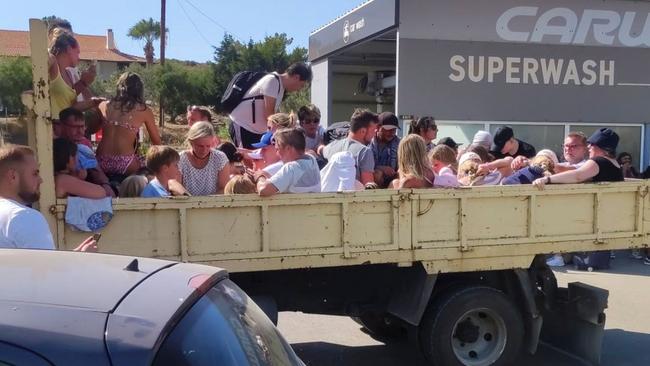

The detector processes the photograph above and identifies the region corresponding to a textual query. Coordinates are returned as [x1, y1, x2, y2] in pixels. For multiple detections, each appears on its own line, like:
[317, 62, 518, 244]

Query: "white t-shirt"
[268, 155, 321, 193]
[0, 198, 55, 250]
[229, 72, 284, 134]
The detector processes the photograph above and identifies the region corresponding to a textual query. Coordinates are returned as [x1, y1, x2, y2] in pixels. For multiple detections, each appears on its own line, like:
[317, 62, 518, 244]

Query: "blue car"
[0, 249, 303, 366]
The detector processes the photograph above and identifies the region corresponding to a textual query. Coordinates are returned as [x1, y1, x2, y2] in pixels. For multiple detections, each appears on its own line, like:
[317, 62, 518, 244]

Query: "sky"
[1, 0, 362, 62]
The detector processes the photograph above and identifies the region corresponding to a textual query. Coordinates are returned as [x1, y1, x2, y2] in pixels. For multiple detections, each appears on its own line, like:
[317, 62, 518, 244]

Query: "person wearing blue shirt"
[141, 146, 182, 198]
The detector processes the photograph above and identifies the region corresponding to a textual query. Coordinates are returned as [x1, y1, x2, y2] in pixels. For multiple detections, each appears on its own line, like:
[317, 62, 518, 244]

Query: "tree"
[211, 33, 309, 112]
[0, 57, 32, 114]
[128, 18, 166, 66]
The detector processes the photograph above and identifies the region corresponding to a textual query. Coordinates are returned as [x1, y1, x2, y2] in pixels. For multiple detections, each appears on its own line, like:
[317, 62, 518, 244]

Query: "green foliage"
[0, 57, 33, 114]
[211, 33, 309, 112]
[281, 87, 310, 114]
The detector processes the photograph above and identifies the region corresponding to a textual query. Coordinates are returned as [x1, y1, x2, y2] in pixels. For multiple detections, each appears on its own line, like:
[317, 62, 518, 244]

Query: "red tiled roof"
[0, 29, 145, 62]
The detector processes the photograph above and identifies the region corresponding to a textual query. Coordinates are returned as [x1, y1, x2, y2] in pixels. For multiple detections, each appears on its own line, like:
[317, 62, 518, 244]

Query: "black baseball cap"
[438, 137, 462, 149]
[491, 126, 514, 152]
[378, 112, 400, 130]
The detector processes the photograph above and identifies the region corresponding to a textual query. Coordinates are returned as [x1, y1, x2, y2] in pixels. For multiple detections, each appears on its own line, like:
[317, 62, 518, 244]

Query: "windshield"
[153, 279, 302, 366]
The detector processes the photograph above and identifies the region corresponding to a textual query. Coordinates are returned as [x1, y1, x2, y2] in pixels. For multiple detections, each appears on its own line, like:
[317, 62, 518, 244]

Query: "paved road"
[278, 253, 650, 366]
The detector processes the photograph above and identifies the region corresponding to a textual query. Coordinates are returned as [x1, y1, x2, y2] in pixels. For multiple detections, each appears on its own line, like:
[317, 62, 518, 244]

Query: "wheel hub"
[451, 309, 507, 366]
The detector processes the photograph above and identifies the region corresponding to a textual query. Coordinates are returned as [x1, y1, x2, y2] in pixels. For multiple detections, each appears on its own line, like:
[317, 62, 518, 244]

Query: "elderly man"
[0, 145, 96, 251]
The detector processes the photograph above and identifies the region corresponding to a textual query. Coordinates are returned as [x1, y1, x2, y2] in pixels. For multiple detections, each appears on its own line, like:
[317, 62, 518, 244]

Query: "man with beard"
[323, 109, 379, 186]
[370, 112, 401, 187]
[0, 145, 96, 251]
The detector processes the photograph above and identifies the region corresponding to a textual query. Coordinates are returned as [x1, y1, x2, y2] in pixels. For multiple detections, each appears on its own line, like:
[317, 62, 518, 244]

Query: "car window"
[153, 279, 301, 366]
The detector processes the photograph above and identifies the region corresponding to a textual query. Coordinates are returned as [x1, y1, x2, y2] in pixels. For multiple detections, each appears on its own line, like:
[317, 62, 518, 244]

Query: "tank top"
[179, 150, 228, 195]
[591, 156, 624, 182]
[50, 71, 77, 118]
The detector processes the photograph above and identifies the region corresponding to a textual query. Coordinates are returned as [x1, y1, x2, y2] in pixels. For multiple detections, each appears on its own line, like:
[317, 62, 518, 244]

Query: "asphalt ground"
[278, 252, 650, 366]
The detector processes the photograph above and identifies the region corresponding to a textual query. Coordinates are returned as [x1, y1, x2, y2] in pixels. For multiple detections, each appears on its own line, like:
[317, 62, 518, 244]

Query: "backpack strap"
[243, 73, 282, 124]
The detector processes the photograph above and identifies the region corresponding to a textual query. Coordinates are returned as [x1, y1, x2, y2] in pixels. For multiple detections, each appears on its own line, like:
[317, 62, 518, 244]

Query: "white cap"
[536, 149, 559, 165]
[472, 130, 492, 149]
[458, 152, 482, 165]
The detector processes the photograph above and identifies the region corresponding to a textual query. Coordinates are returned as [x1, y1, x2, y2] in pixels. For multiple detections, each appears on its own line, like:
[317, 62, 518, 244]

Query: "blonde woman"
[178, 122, 230, 195]
[48, 30, 103, 118]
[267, 112, 296, 132]
[390, 135, 435, 189]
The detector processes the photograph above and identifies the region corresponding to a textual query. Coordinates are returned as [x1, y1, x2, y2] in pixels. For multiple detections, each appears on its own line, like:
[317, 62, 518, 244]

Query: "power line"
[176, 0, 215, 48]
[182, 0, 245, 42]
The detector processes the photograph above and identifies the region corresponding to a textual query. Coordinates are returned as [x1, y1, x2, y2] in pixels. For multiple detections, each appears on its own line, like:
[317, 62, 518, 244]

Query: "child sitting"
[224, 175, 256, 195]
[429, 144, 459, 187]
[53, 138, 108, 199]
[141, 146, 181, 198]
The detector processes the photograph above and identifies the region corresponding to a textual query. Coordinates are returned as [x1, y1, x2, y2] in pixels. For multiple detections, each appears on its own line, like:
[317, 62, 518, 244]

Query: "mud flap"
[539, 282, 608, 366]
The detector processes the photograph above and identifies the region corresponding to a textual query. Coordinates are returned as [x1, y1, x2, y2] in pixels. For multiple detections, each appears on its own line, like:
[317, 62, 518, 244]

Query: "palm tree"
[128, 18, 166, 66]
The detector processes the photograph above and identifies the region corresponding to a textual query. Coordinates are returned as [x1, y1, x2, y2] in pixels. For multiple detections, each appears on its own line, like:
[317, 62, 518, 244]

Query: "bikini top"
[106, 119, 139, 133]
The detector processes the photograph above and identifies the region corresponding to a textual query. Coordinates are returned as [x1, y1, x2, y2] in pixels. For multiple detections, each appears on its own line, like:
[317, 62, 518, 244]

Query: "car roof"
[0, 249, 176, 312]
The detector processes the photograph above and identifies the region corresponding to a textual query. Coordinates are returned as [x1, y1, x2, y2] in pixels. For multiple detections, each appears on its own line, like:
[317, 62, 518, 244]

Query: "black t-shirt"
[491, 139, 537, 159]
[591, 156, 624, 182]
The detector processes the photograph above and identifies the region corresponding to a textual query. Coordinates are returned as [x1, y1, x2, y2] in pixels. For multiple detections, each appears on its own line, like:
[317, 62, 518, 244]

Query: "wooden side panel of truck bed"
[54, 181, 649, 273]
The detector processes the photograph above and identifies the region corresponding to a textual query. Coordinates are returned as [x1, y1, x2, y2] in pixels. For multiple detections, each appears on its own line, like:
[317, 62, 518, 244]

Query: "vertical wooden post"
[28, 19, 57, 242]
[159, 0, 166, 127]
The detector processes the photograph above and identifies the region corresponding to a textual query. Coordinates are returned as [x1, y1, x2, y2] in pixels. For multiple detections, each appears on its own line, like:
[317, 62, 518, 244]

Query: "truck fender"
[513, 268, 544, 354]
[386, 264, 437, 326]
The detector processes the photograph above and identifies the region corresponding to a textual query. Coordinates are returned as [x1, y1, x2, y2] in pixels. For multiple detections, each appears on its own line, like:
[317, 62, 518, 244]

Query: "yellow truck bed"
[54, 181, 649, 273]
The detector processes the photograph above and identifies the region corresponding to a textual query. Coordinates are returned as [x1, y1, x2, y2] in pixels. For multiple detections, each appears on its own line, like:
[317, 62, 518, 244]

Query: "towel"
[65, 196, 113, 232]
[320, 151, 359, 192]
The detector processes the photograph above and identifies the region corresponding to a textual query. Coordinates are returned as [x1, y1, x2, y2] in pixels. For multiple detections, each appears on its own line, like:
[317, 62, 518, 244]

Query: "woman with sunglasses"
[408, 116, 438, 152]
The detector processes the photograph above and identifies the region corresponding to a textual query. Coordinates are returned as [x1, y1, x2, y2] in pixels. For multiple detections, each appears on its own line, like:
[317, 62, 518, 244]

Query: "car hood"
[0, 249, 175, 312]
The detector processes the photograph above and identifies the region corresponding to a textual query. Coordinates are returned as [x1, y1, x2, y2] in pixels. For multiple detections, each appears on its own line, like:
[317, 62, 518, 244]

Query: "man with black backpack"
[223, 62, 312, 149]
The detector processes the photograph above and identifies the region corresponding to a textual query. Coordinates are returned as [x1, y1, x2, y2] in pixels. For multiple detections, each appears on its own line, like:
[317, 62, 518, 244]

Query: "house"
[0, 28, 145, 80]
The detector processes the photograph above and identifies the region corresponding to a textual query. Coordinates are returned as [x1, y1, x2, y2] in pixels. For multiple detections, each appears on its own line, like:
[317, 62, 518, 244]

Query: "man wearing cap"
[491, 126, 536, 160]
[247, 131, 282, 174]
[370, 112, 401, 187]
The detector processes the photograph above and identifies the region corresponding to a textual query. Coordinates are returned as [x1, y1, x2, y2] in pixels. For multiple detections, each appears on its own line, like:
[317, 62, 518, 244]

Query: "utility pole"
[159, 0, 166, 127]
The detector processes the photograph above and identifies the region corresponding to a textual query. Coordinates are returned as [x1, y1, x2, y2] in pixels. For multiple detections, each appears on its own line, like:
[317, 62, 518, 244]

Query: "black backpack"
[220, 71, 280, 121]
[323, 121, 351, 145]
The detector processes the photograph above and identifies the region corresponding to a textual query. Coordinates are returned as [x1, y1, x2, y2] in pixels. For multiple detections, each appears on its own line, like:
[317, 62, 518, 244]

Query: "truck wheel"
[418, 286, 523, 366]
[352, 312, 405, 339]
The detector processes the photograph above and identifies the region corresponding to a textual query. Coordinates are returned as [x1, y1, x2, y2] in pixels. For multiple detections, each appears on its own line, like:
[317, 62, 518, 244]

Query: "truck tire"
[418, 286, 523, 366]
[352, 312, 405, 339]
